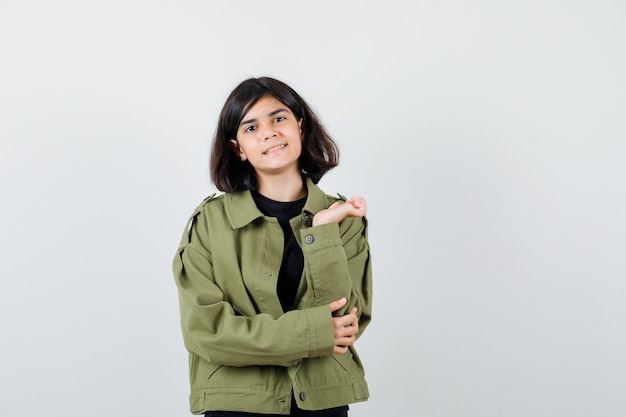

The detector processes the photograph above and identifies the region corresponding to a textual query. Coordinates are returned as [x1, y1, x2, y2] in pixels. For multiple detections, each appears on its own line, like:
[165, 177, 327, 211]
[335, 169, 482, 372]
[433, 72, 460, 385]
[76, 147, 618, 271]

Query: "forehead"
[241, 95, 292, 119]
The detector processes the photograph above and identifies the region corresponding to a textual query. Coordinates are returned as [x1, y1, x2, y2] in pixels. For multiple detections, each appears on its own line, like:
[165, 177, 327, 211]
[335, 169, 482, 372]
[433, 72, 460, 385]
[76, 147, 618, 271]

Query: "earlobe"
[230, 139, 247, 161]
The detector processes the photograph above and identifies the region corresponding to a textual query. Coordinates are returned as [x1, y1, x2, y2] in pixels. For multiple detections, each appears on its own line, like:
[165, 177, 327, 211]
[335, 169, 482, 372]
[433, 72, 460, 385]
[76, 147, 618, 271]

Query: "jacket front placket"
[249, 217, 285, 318]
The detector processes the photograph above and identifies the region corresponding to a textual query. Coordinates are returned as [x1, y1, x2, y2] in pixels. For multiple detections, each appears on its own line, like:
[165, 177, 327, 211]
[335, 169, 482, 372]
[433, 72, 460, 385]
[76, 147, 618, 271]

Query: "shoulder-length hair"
[210, 77, 339, 192]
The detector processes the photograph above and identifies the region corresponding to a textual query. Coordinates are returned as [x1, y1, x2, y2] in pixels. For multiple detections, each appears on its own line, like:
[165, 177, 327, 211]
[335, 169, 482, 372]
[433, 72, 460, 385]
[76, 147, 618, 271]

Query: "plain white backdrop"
[1, 1, 625, 416]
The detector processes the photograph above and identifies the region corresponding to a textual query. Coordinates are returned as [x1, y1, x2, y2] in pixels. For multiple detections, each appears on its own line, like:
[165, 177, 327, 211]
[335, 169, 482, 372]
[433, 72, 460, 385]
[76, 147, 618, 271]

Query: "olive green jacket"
[172, 177, 373, 415]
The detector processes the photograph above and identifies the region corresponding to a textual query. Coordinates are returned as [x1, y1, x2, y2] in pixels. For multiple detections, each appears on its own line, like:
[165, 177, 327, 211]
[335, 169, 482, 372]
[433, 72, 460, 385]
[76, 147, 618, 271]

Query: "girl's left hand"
[313, 197, 367, 226]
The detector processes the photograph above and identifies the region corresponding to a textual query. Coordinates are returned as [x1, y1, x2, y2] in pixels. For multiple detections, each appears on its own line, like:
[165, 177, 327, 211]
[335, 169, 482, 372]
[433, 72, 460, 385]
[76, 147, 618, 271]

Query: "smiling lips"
[263, 144, 286, 155]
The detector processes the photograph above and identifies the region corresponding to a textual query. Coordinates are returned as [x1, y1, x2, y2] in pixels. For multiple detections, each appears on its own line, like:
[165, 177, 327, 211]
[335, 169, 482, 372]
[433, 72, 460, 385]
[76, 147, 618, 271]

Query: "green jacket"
[172, 177, 373, 415]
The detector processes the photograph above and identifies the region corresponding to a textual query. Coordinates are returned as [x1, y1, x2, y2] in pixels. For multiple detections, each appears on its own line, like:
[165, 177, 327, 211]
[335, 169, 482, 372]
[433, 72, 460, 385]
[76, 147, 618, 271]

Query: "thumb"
[328, 297, 347, 313]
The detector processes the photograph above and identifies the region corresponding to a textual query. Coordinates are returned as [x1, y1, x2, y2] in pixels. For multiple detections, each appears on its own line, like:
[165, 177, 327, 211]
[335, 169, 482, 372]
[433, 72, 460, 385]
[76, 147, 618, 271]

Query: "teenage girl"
[173, 77, 373, 416]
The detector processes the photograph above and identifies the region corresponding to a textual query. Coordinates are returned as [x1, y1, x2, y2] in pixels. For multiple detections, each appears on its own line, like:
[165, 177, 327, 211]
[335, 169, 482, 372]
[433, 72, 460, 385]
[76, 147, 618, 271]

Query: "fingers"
[333, 330, 358, 353]
[313, 197, 367, 226]
[348, 197, 367, 216]
[347, 197, 366, 209]
[332, 307, 359, 353]
[346, 197, 367, 217]
[333, 307, 357, 326]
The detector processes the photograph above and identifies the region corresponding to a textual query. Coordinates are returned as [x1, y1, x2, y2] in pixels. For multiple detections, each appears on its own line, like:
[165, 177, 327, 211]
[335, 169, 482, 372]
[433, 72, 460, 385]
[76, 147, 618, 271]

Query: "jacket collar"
[224, 177, 328, 229]
[301, 177, 329, 217]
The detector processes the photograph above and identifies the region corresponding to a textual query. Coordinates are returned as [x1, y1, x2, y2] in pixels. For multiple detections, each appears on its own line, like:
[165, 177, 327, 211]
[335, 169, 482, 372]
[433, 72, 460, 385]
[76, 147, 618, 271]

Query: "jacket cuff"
[305, 305, 335, 358]
[300, 222, 342, 252]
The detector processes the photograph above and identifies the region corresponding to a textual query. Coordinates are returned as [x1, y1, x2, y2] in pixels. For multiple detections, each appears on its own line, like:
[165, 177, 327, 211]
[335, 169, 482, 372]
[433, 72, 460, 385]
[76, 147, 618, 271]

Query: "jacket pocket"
[296, 353, 358, 388]
[331, 350, 353, 372]
[201, 359, 223, 380]
[190, 354, 223, 387]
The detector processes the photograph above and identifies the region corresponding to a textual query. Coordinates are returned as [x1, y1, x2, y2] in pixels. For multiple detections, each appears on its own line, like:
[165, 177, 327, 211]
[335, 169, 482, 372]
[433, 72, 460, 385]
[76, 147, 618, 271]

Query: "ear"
[230, 139, 247, 161]
[298, 119, 304, 141]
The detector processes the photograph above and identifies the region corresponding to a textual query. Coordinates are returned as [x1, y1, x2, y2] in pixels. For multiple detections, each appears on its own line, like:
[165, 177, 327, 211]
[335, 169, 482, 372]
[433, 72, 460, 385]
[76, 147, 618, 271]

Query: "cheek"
[294, 140, 304, 156]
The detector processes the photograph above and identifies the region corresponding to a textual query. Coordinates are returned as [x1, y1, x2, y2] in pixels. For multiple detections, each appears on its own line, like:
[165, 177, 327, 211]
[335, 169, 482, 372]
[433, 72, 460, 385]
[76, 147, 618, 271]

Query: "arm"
[302, 197, 373, 343]
[172, 212, 335, 368]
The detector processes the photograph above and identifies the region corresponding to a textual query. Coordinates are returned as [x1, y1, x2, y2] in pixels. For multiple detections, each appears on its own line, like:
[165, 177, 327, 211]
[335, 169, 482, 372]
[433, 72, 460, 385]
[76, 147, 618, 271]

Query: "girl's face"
[231, 95, 303, 181]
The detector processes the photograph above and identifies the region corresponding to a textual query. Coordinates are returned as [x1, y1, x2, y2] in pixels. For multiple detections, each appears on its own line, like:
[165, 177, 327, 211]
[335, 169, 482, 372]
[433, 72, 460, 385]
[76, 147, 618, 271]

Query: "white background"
[1, 1, 625, 416]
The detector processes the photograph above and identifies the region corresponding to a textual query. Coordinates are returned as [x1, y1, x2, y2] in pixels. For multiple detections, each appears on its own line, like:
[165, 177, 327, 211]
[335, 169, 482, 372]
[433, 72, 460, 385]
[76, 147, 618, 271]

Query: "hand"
[313, 197, 367, 226]
[328, 297, 359, 354]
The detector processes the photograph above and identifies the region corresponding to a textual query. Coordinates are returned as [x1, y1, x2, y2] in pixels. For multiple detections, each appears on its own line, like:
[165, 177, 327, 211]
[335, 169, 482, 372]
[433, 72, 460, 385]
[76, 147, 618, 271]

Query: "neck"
[256, 172, 306, 202]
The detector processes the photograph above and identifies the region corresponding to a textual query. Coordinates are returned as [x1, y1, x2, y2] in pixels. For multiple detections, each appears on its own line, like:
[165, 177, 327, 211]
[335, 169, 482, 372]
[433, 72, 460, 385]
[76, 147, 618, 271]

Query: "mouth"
[262, 144, 286, 155]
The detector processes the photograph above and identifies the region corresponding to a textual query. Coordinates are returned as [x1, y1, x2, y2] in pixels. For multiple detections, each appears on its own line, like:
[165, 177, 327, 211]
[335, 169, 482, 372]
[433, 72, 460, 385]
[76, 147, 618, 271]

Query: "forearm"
[179, 298, 334, 367]
[174, 245, 335, 367]
[300, 218, 373, 336]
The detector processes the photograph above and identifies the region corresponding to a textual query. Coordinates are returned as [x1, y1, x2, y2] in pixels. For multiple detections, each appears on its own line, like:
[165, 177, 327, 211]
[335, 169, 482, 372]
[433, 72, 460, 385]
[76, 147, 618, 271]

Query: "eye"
[274, 116, 285, 123]
[244, 125, 256, 133]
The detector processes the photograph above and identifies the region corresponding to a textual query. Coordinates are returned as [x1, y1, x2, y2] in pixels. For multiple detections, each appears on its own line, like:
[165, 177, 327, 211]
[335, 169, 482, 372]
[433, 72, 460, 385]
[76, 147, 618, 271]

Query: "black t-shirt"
[252, 191, 306, 312]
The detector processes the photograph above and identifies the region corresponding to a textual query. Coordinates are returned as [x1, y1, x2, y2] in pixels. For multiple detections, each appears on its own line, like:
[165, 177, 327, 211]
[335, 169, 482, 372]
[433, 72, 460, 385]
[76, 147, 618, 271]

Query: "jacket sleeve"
[172, 212, 335, 368]
[299, 215, 373, 339]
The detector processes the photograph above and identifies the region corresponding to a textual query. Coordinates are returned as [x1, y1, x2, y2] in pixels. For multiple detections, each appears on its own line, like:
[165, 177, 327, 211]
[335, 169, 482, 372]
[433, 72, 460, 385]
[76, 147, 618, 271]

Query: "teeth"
[264, 144, 285, 154]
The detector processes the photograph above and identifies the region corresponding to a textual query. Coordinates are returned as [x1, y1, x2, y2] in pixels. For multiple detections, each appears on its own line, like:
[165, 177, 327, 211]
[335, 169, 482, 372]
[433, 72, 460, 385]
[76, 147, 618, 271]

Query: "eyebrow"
[239, 108, 288, 127]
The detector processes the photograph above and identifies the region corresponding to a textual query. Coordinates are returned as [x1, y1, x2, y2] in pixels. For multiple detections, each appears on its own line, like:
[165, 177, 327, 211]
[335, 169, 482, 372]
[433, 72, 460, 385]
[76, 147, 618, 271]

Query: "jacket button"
[299, 391, 307, 401]
[304, 235, 314, 244]
[302, 217, 312, 227]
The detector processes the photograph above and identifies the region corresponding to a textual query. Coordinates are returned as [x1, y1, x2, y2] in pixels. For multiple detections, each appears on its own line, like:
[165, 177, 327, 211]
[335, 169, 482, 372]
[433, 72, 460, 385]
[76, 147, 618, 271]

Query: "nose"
[261, 122, 277, 141]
